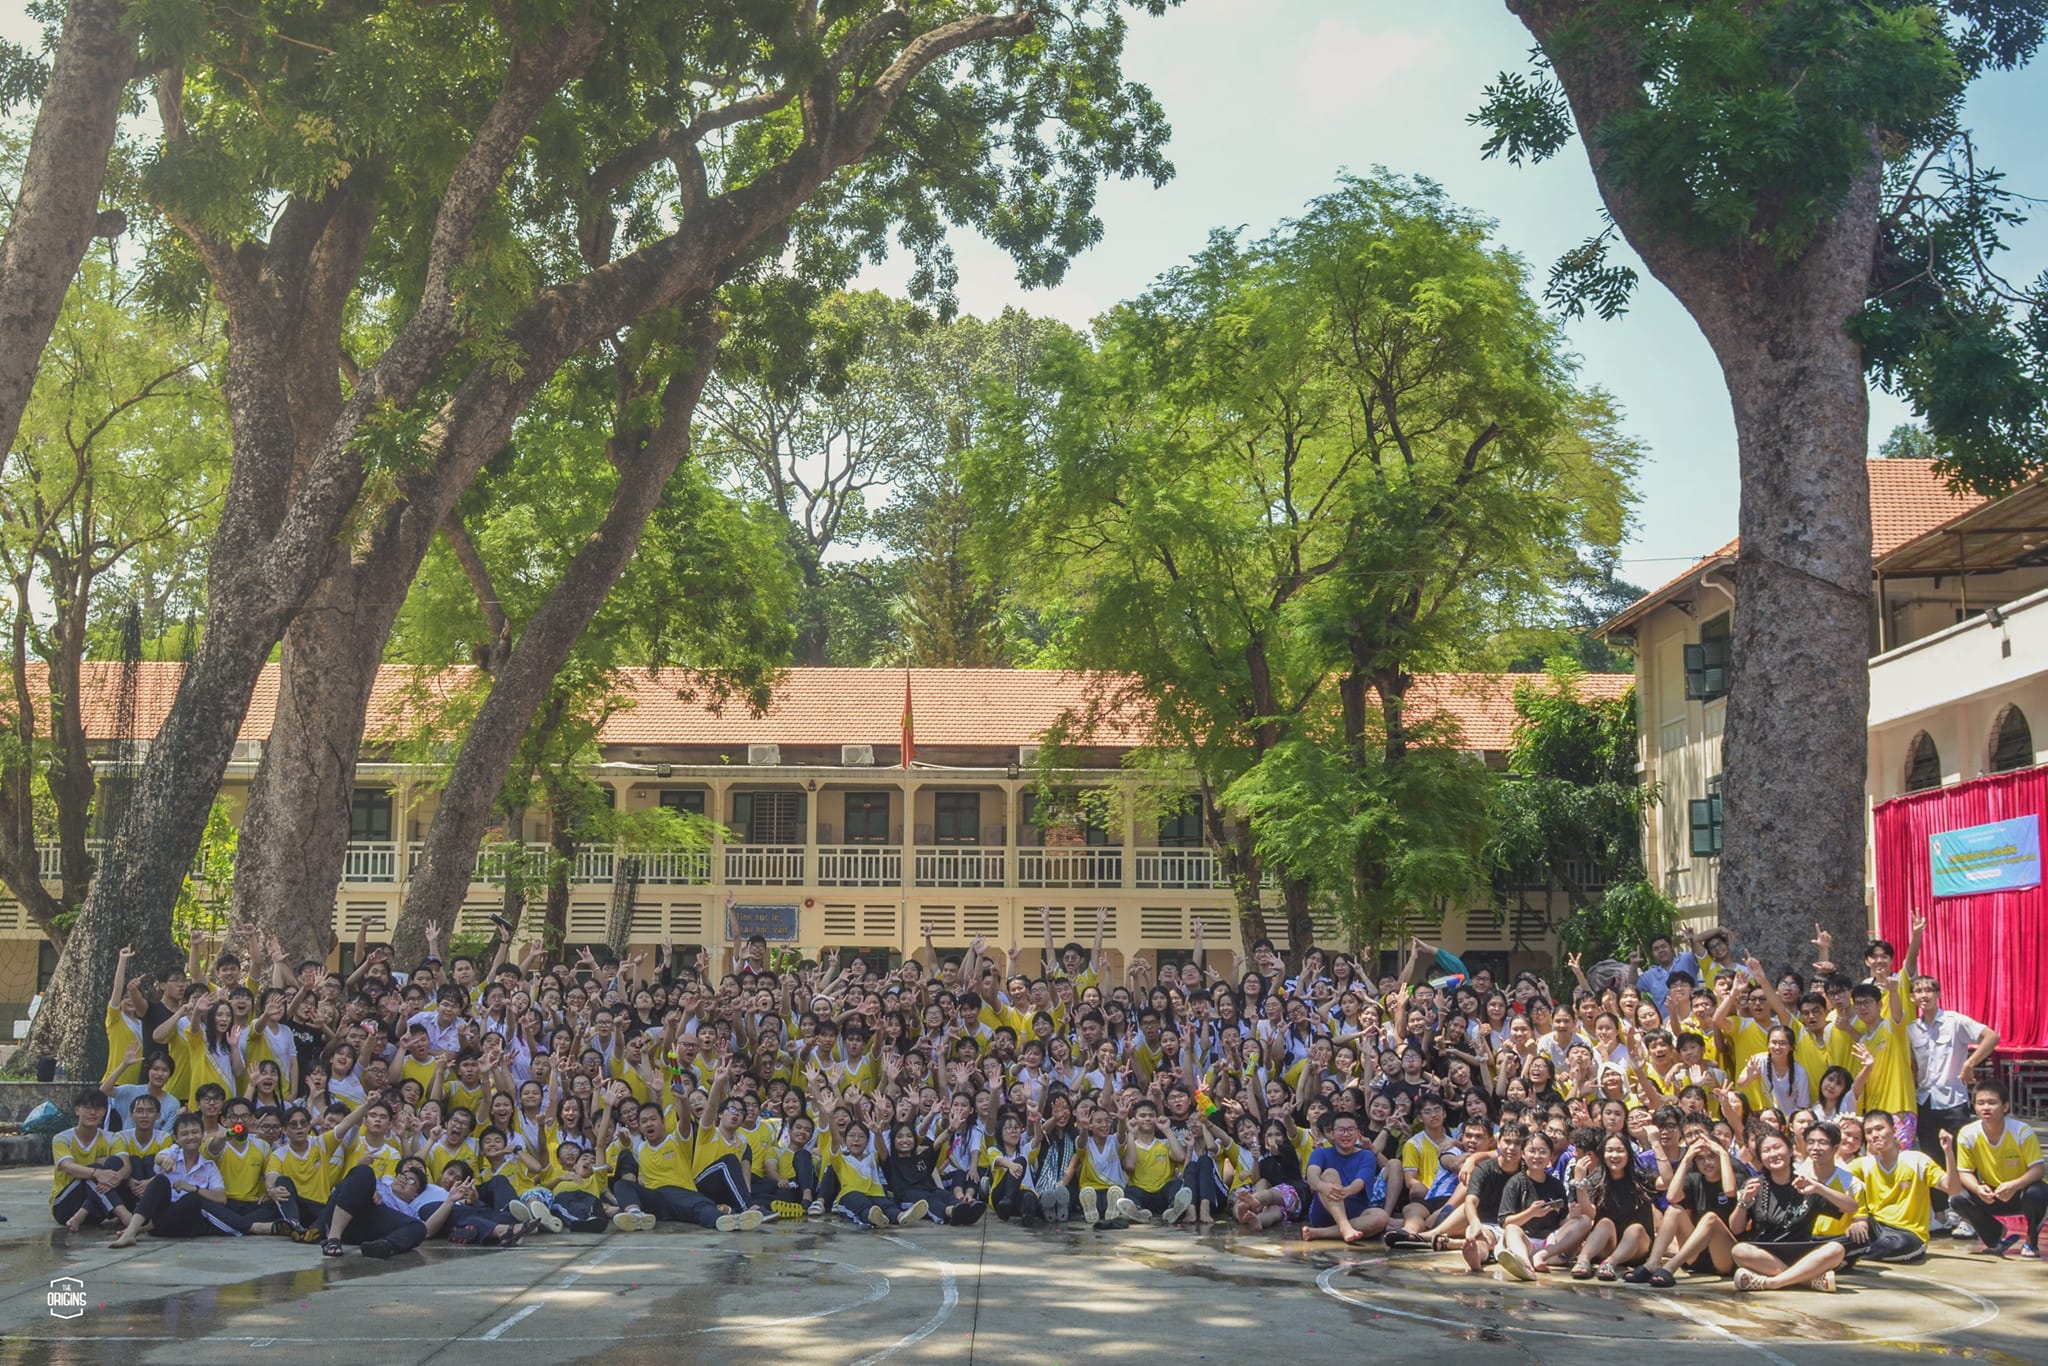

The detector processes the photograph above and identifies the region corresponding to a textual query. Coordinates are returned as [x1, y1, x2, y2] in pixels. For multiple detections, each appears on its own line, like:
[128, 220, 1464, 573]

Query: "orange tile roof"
[1868, 458, 1986, 557]
[1600, 458, 1987, 636]
[33, 663, 1629, 756]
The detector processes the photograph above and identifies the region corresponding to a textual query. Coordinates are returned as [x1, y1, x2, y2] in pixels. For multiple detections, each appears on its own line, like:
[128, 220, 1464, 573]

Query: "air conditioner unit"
[841, 744, 875, 767]
[230, 740, 265, 764]
[1016, 744, 1040, 769]
[746, 744, 781, 766]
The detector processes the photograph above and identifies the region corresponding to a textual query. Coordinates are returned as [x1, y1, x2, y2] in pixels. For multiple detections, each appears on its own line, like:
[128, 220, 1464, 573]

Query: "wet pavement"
[0, 1168, 2042, 1363]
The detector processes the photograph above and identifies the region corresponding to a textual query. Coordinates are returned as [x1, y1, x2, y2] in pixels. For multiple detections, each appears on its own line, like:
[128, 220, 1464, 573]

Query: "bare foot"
[64, 1211, 88, 1233]
[107, 1232, 138, 1249]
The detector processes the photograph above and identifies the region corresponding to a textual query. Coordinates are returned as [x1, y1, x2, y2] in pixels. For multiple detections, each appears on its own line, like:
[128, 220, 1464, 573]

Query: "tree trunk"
[0, 0, 133, 462]
[1513, 0, 1883, 979]
[394, 322, 720, 957]
[19, 606, 280, 1073]
[228, 562, 392, 963]
[1691, 239, 1880, 972]
[1280, 876, 1315, 965]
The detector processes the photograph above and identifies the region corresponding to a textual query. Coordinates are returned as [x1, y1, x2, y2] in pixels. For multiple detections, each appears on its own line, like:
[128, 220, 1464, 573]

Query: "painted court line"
[848, 1234, 959, 1366]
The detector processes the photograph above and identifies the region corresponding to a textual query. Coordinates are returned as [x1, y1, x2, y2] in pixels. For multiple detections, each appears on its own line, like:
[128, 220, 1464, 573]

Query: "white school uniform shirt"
[1908, 1010, 1988, 1110]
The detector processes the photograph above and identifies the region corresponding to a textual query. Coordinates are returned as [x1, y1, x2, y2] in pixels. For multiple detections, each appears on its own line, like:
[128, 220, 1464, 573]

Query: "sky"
[854, 0, 2048, 585]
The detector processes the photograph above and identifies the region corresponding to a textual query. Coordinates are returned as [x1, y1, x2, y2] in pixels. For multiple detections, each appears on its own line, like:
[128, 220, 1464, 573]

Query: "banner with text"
[1929, 814, 2042, 897]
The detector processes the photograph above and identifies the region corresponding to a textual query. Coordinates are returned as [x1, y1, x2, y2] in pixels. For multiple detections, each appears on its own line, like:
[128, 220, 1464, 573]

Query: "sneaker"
[1120, 1201, 1148, 1222]
[717, 1212, 747, 1232]
[737, 1208, 766, 1231]
[636, 1210, 659, 1232]
[2021, 1244, 2041, 1260]
[1082, 1194, 1100, 1227]
[1164, 1189, 1195, 1225]
[898, 1199, 929, 1226]
[292, 1225, 327, 1245]
[361, 1238, 395, 1260]
[806, 1200, 825, 1218]
[610, 1211, 636, 1233]
[1953, 1223, 1978, 1239]
[772, 1200, 806, 1220]
[865, 1206, 890, 1229]
[1733, 1269, 1763, 1292]
[539, 1208, 565, 1235]
[757, 1210, 780, 1224]
[508, 1199, 536, 1225]
[1814, 1270, 1837, 1293]
[1496, 1248, 1534, 1282]
[1105, 1186, 1125, 1221]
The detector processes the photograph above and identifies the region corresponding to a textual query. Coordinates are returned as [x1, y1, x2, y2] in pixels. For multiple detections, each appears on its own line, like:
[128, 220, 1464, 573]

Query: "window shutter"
[1683, 644, 1707, 700]
[1690, 799, 1715, 857]
[733, 792, 753, 841]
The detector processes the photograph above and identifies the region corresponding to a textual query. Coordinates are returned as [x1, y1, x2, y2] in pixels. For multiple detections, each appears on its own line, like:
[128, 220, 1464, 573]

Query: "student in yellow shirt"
[1847, 1108, 1955, 1262]
[258, 1104, 340, 1233]
[1948, 1079, 2047, 1255]
[103, 946, 146, 1088]
[51, 1090, 130, 1231]
[1112, 1095, 1194, 1224]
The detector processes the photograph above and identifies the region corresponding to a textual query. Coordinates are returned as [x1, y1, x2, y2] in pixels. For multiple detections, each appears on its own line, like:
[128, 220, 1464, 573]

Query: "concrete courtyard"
[0, 1168, 2040, 1365]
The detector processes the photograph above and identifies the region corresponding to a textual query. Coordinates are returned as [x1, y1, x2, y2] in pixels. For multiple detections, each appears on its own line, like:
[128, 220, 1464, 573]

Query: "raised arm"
[108, 945, 135, 1011]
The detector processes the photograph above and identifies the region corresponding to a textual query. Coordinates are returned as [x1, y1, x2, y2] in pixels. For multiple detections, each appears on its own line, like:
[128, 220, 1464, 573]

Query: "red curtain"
[1873, 768, 2048, 1053]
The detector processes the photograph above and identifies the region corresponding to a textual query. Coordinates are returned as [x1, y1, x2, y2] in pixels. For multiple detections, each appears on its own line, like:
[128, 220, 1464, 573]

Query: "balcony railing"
[1133, 847, 1224, 889]
[1018, 846, 1123, 889]
[37, 839, 111, 882]
[817, 844, 903, 887]
[726, 844, 805, 886]
[914, 845, 1005, 888]
[572, 843, 712, 885]
[343, 841, 400, 883]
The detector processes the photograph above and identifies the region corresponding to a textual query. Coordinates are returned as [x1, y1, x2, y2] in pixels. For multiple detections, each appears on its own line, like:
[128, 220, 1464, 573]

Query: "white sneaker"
[632, 1210, 658, 1232]
[1496, 1248, 1534, 1282]
[738, 1207, 766, 1231]
[865, 1206, 890, 1228]
[610, 1211, 634, 1233]
[1083, 1192, 1100, 1226]
[898, 1199, 929, 1226]
[806, 1200, 824, 1217]
[1164, 1188, 1195, 1225]
[1105, 1186, 1125, 1220]
[1119, 1200, 1147, 1222]
[539, 1208, 565, 1234]
[716, 1212, 745, 1232]
[508, 1199, 536, 1225]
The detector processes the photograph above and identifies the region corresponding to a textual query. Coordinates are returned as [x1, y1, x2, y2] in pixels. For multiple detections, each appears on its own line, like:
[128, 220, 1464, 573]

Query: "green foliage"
[171, 798, 238, 949]
[1225, 722, 1495, 941]
[1555, 876, 1678, 968]
[1478, 3, 2047, 490]
[970, 173, 1636, 925]
[1877, 421, 1946, 459]
[1487, 659, 1648, 915]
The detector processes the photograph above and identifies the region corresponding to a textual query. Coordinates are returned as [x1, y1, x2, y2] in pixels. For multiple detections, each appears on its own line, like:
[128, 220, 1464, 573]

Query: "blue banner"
[1929, 815, 2043, 897]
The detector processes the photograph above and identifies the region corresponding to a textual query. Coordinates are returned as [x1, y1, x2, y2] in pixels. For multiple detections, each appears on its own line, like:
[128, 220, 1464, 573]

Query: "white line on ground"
[474, 1302, 543, 1342]
[849, 1235, 959, 1366]
[468, 1240, 628, 1340]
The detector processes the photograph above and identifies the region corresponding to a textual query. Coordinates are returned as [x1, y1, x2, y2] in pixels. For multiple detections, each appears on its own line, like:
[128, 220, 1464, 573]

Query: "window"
[1990, 706, 2034, 773]
[1904, 733, 1943, 792]
[1023, 791, 1112, 845]
[1156, 796, 1204, 848]
[845, 792, 890, 843]
[659, 789, 707, 817]
[1688, 776, 1723, 858]
[1684, 614, 1731, 702]
[733, 791, 802, 843]
[349, 789, 393, 843]
[934, 792, 981, 845]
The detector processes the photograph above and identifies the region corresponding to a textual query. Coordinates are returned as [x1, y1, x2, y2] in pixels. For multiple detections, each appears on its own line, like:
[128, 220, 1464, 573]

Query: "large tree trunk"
[1279, 876, 1315, 965]
[228, 564, 395, 962]
[0, 0, 133, 461]
[1692, 222, 1880, 972]
[394, 321, 720, 957]
[1513, 2, 1884, 975]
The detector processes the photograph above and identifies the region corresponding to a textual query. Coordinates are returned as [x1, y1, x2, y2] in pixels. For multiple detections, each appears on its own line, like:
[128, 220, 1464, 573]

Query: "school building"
[0, 665, 1627, 1026]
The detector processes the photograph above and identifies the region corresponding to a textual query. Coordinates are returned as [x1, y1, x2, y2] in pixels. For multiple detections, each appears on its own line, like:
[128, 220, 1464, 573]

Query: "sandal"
[1432, 1233, 1453, 1252]
[1622, 1266, 1653, 1285]
[1648, 1268, 1676, 1289]
[1571, 1259, 1594, 1279]
[1596, 1262, 1617, 1282]
[321, 1238, 344, 1258]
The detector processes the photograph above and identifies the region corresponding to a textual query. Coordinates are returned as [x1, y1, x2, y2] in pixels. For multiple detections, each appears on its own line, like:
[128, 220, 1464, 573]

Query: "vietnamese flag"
[901, 668, 915, 768]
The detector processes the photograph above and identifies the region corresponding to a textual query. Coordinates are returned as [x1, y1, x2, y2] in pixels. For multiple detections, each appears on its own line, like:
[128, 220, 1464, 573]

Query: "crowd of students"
[45, 908, 2046, 1295]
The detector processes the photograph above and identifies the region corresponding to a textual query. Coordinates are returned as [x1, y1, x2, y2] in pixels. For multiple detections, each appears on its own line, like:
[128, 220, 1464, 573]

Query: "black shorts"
[1421, 1193, 1451, 1214]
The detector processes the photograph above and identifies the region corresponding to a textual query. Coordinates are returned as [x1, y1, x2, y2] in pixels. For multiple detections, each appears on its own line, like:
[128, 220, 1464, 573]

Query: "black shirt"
[1502, 1170, 1568, 1237]
[1746, 1176, 1824, 1244]
[1468, 1157, 1519, 1225]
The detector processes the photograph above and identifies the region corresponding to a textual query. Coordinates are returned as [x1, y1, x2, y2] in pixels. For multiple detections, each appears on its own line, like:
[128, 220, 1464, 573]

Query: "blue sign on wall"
[1929, 815, 2042, 897]
[728, 903, 800, 941]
